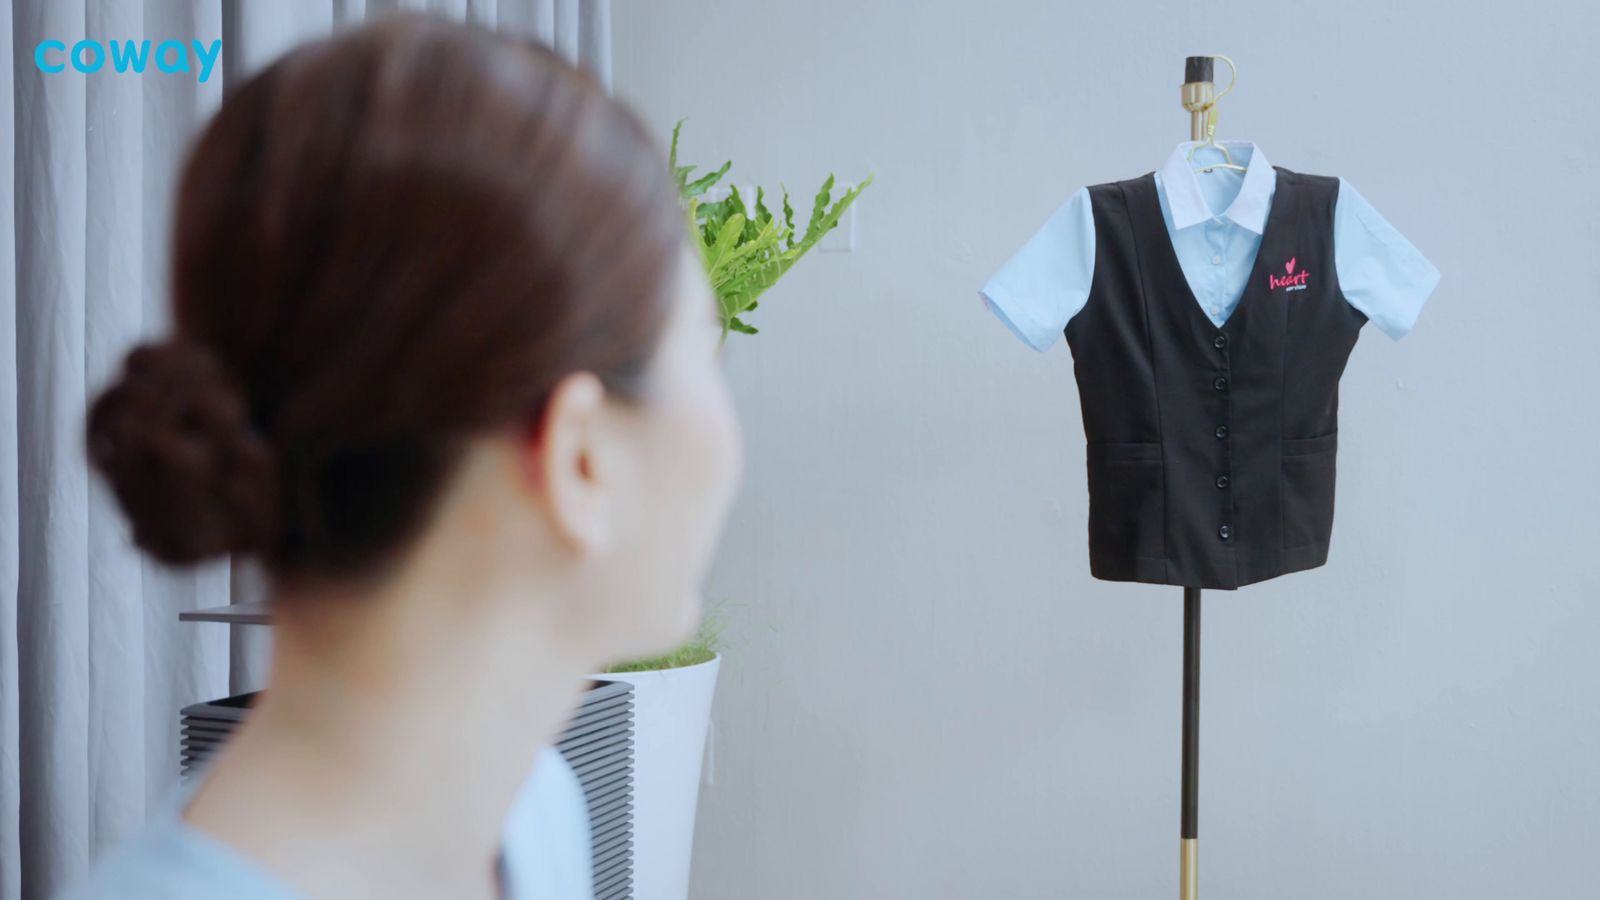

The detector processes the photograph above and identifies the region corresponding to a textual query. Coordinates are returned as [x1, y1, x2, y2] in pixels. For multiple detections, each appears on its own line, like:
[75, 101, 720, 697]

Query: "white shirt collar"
[1157, 140, 1276, 234]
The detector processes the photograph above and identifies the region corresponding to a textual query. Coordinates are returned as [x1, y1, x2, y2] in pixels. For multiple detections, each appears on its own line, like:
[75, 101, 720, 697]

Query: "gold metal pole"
[1181, 838, 1199, 900]
[1182, 81, 1213, 143]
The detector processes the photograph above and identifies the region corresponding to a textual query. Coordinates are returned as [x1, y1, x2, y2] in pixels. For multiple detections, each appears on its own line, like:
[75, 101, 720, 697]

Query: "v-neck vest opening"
[1135, 166, 1297, 335]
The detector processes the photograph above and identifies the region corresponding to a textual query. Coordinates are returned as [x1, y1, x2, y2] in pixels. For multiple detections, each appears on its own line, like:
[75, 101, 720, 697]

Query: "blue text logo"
[34, 39, 223, 84]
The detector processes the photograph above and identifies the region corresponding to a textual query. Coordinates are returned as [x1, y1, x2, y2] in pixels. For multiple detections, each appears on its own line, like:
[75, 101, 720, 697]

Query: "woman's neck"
[182, 559, 600, 899]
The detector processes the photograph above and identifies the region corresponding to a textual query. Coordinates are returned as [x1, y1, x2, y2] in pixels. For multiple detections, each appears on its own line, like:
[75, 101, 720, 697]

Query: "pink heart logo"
[1285, 257, 1297, 274]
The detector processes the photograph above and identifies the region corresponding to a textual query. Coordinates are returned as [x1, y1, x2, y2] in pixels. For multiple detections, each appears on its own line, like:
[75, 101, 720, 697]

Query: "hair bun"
[86, 339, 280, 565]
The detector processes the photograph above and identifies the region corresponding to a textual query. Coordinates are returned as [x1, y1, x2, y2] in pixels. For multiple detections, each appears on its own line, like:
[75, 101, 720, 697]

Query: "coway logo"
[34, 39, 223, 83]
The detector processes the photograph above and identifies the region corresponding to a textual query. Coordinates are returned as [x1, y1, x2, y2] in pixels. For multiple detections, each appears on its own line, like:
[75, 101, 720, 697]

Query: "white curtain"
[0, 2, 611, 897]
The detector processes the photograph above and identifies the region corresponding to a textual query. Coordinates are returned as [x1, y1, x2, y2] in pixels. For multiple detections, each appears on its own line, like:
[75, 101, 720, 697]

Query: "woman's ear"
[522, 371, 613, 556]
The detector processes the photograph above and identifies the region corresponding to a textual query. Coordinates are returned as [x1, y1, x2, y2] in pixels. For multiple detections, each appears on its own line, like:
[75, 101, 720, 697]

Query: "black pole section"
[1181, 587, 1201, 840]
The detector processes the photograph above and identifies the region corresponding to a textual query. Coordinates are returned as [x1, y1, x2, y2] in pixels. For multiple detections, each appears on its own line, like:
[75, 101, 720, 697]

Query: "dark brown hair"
[85, 14, 686, 581]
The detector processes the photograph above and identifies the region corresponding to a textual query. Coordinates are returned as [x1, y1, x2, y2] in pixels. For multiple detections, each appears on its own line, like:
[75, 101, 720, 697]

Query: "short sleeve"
[1333, 178, 1441, 341]
[978, 185, 1095, 352]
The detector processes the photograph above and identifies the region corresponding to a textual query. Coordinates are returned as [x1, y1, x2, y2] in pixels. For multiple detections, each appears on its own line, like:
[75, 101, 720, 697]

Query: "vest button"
[1213, 376, 1228, 391]
[1218, 524, 1232, 540]
[1215, 425, 1228, 439]
[1215, 475, 1229, 489]
[1213, 334, 1227, 349]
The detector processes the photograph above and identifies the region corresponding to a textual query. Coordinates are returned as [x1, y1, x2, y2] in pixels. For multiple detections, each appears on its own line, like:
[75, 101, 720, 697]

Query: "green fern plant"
[600, 125, 869, 674]
[670, 120, 872, 340]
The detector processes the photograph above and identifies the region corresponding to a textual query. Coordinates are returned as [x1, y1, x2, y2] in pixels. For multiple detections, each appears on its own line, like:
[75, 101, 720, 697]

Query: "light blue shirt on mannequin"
[980, 140, 1441, 349]
[54, 745, 594, 900]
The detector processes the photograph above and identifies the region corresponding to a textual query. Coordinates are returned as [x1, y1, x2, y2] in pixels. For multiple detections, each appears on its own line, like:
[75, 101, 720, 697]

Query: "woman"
[60, 13, 741, 900]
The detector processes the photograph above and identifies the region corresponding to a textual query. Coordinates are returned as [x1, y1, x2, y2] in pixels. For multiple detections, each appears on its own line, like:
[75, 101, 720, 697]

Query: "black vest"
[1064, 167, 1367, 590]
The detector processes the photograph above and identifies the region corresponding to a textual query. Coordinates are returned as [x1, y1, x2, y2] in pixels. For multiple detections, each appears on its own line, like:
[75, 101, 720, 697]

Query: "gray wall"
[614, 2, 1600, 897]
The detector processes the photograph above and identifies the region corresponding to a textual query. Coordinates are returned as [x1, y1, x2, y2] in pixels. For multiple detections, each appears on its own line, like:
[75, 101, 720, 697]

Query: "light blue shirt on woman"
[55, 745, 594, 899]
[980, 140, 1441, 349]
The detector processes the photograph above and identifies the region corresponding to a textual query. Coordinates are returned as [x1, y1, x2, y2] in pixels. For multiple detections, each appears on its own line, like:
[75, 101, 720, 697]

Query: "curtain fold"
[0, 2, 612, 897]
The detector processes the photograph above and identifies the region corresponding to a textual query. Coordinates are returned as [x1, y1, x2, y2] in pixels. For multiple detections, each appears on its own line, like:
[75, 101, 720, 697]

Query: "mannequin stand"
[1176, 52, 1225, 899]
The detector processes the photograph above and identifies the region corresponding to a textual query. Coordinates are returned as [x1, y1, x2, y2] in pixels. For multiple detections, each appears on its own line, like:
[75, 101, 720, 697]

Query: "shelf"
[178, 601, 273, 626]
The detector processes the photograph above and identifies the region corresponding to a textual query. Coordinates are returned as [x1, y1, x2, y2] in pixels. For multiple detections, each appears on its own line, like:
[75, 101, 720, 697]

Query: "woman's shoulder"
[499, 745, 595, 899]
[58, 748, 591, 900]
[54, 824, 186, 900]
[54, 819, 294, 900]
[54, 774, 299, 900]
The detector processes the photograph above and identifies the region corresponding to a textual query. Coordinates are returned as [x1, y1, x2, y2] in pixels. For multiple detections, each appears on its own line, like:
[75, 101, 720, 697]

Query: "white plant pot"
[590, 654, 720, 900]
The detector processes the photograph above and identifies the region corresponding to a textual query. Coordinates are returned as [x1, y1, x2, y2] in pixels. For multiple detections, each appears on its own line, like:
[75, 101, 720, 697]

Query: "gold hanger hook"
[1186, 54, 1245, 173]
[1210, 54, 1237, 105]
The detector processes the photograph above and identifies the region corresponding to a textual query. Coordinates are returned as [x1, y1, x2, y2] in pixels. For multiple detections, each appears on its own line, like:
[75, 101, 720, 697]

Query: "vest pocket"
[1281, 432, 1337, 550]
[1086, 441, 1165, 560]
